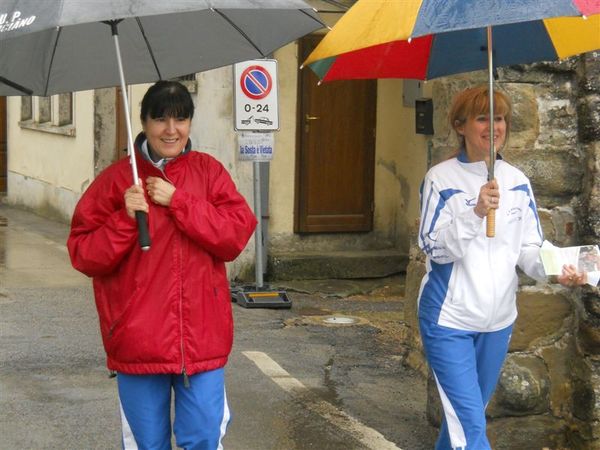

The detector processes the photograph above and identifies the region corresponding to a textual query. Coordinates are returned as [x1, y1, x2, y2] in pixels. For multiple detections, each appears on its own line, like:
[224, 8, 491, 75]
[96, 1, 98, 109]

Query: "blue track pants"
[117, 368, 229, 450]
[419, 319, 512, 450]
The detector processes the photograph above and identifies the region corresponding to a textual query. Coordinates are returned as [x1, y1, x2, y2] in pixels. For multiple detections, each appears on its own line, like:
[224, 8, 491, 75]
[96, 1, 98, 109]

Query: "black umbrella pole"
[486, 26, 496, 238]
[112, 27, 151, 250]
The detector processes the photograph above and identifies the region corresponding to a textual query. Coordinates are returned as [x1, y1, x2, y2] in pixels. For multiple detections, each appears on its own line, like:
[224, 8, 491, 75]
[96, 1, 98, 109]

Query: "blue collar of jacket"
[457, 147, 503, 176]
[457, 147, 504, 163]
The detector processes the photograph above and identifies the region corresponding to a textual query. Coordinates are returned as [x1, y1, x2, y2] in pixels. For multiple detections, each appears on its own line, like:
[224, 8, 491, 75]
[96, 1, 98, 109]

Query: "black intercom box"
[415, 98, 434, 135]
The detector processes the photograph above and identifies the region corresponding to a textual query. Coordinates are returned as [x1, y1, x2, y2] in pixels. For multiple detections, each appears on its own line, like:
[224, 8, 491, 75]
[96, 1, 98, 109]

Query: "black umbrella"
[0, 0, 324, 249]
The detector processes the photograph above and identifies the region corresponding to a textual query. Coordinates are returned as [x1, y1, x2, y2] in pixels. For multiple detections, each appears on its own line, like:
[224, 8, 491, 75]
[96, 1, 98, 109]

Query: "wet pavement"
[0, 203, 437, 449]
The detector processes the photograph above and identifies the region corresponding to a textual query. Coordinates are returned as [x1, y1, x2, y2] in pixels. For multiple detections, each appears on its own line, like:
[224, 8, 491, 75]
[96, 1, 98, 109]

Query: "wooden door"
[295, 35, 376, 233]
[0, 97, 6, 193]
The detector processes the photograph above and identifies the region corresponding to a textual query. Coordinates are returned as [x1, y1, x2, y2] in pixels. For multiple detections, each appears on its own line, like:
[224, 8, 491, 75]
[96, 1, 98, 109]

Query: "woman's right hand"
[474, 179, 500, 218]
[124, 181, 149, 219]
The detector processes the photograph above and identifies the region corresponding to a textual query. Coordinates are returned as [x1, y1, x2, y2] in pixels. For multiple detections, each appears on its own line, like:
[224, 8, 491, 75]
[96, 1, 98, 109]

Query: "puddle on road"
[322, 316, 359, 325]
[285, 314, 369, 328]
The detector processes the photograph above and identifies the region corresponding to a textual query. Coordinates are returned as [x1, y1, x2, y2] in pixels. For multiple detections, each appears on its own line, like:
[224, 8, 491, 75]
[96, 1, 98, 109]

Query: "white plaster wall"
[6, 91, 95, 222]
[270, 43, 299, 234]
[375, 80, 430, 249]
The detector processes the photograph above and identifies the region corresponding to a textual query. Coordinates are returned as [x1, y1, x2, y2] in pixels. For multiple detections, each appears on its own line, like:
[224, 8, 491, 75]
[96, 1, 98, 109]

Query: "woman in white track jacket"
[417, 86, 575, 450]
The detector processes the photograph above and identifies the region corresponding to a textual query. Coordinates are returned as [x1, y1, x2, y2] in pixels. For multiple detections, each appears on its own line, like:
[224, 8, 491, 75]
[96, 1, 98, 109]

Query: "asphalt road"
[0, 205, 436, 449]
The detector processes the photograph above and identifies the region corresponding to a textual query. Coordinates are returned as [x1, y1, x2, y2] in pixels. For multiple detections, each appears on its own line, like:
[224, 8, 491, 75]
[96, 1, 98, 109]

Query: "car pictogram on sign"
[254, 116, 273, 126]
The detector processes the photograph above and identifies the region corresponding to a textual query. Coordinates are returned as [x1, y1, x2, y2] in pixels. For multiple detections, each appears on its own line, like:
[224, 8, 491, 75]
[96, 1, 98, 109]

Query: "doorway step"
[267, 249, 408, 281]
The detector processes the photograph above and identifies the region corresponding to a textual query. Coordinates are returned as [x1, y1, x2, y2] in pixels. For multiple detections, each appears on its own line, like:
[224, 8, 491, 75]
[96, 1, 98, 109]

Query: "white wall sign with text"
[237, 132, 274, 161]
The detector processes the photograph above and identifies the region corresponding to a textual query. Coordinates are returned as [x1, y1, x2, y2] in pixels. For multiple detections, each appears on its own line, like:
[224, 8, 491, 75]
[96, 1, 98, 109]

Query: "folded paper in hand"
[540, 240, 600, 276]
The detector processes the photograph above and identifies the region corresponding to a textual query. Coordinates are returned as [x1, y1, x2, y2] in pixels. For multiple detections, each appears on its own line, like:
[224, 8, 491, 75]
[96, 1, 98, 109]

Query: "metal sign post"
[253, 159, 264, 288]
[231, 59, 290, 309]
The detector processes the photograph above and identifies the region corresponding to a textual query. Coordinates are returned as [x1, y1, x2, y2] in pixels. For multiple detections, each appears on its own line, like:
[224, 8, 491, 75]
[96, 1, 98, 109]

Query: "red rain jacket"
[67, 148, 256, 375]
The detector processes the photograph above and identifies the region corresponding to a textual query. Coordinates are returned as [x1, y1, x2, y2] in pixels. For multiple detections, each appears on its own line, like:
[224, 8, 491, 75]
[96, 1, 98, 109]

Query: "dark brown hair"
[140, 80, 194, 123]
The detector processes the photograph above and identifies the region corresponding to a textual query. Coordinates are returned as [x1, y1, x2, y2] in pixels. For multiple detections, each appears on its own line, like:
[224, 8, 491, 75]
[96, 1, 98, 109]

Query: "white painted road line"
[242, 351, 402, 450]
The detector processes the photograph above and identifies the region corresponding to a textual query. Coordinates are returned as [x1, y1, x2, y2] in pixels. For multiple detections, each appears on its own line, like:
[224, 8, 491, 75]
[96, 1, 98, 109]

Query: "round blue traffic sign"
[240, 65, 273, 100]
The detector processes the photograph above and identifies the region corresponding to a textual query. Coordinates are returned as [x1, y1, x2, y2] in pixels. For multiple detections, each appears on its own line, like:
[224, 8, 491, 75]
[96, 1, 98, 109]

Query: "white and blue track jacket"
[417, 152, 546, 332]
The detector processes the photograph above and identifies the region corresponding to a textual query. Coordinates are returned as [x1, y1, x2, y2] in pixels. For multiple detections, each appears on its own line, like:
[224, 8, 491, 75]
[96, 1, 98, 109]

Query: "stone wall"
[404, 53, 600, 450]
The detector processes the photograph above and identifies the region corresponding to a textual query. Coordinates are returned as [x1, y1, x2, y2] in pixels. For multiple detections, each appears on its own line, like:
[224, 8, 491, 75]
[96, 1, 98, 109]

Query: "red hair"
[449, 86, 512, 149]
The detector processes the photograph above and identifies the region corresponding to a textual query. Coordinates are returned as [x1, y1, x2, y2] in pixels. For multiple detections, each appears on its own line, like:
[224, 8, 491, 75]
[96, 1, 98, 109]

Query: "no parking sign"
[234, 59, 278, 131]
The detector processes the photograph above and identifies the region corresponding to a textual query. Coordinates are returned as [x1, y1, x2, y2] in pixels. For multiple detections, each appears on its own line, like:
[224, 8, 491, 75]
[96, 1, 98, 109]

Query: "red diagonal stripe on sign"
[247, 71, 268, 94]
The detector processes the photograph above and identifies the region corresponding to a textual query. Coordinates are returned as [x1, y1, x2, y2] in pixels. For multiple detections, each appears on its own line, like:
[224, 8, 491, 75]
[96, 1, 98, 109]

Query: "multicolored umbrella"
[303, 0, 600, 236]
[304, 0, 600, 82]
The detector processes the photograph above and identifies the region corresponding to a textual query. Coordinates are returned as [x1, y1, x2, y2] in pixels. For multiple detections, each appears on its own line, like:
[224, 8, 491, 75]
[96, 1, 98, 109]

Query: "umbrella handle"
[135, 211, 151, 251]
[486, 209, 496, 238]
[109, 21, 151, 251]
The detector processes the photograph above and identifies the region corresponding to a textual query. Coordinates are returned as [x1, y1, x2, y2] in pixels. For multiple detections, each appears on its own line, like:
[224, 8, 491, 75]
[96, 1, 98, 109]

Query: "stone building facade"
[404, 54, 600, 449]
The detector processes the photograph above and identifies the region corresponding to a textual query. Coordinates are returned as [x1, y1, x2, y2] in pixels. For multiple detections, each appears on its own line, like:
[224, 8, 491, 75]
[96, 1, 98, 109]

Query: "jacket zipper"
[165, 165, 188, 388]
[178, 236, 189, 388]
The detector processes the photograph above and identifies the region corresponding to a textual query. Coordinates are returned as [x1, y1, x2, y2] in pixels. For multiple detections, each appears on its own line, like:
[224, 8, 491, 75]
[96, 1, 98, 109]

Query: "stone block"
[487, 415, 567, 450]
[585, 142, 600, 238]
[550, 206, 578, 246]
[507, 83, 539, 136]
[590, 360, 600, 423]
[537, 92, 579, 147]
[505, 149, 584, 197]
[579, 52, 600, 94]
[540, 333, 580, 418]
[584, 291, 600, 320]
[578, 94, 600, 143]
[579, 317, 600, 355]
[510, 289, 573, 352]
[502, 61, 576, 84]
[538, 206, 577, 246]
[538, 208, 556, 242]
[572, 371, 594, 422]
[488, 354, 550, 417]
[267, 249, 408, 281]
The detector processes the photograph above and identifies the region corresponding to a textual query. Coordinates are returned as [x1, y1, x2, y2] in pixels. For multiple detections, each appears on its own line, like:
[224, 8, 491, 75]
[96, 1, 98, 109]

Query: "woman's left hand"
[557, 264, 587, 287]
[146, 176, 176, 207]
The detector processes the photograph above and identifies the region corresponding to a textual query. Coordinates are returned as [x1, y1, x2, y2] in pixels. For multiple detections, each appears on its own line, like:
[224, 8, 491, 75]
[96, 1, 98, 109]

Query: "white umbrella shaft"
[487, 26, 495, 181]
[112, 33, 139, 185]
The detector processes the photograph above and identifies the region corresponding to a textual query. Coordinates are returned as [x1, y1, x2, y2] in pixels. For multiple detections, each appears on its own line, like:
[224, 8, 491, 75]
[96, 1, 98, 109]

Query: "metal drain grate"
[0, 216, 7, 227]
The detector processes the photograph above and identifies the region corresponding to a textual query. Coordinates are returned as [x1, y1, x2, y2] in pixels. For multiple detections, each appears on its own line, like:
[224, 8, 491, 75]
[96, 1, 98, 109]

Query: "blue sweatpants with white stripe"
[419, 319, 513, 450]
[117, 368, 230, 450]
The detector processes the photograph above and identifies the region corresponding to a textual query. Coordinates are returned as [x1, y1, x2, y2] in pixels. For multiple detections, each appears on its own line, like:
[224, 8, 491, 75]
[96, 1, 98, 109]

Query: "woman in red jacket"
[68, 80, 257, 449]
